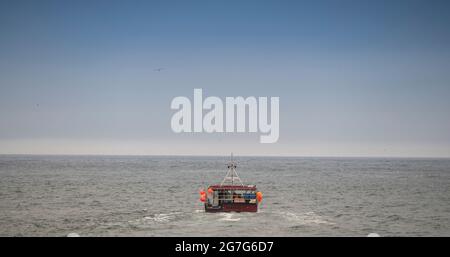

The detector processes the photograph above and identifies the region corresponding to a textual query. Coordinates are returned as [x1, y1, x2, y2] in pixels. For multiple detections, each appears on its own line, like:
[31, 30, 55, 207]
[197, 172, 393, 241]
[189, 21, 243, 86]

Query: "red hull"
[205, 203, 257, 213]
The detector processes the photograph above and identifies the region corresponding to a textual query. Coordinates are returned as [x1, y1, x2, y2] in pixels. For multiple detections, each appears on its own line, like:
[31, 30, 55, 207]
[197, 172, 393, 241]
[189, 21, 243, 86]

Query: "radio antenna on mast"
[221, 153, 243, 186]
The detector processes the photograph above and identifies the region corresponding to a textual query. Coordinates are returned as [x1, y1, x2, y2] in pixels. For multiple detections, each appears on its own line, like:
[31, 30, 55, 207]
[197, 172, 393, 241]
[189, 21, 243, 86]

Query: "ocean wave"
[130, 212, 183, 225]
[279, 211, 335, 225]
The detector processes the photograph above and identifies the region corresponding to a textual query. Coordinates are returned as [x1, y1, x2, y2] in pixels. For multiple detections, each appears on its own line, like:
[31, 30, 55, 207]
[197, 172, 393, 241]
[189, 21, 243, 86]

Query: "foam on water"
[219, 213, 241, 222]
[279, 211, 335, 225]
[130, 212, 184, 225]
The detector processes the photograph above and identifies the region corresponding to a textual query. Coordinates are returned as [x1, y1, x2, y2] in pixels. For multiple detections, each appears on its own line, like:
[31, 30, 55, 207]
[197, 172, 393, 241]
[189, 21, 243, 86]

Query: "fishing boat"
[199, 154, 262, 213]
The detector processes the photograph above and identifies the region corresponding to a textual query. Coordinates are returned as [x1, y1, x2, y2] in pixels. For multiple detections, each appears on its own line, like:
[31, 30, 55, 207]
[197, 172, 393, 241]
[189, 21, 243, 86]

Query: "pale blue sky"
[1, 0, 450, 157]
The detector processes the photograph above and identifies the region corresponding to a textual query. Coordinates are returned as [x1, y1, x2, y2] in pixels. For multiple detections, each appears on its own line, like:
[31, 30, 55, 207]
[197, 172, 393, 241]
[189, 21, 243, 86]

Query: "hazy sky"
[1, 0, 450, 157]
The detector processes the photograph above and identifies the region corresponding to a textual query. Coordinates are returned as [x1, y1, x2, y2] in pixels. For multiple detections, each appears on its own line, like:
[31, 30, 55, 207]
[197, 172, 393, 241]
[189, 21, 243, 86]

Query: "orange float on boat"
[256, 191, 263, 202]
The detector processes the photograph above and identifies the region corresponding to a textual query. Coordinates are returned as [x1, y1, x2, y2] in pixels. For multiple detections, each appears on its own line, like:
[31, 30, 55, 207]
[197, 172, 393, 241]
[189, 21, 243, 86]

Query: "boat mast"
[221, 153, 244, 186]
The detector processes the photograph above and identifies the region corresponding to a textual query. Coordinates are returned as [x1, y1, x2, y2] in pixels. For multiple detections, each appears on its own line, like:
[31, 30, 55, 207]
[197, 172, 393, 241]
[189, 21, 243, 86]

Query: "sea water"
[0, 155, 449, 236]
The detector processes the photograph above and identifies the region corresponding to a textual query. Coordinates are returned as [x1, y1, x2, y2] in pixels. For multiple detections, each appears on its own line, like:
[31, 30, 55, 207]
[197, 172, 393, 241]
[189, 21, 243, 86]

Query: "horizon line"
[1, 153, 449, 159]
